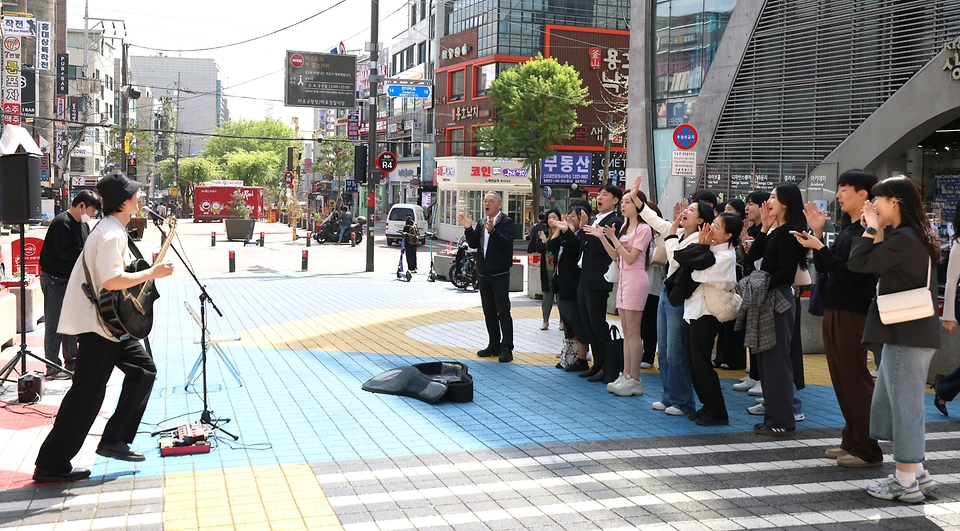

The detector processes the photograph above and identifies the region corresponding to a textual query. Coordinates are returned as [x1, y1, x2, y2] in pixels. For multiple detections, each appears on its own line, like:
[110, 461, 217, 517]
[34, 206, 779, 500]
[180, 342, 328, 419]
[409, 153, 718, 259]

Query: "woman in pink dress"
[594, 190, 652, 396]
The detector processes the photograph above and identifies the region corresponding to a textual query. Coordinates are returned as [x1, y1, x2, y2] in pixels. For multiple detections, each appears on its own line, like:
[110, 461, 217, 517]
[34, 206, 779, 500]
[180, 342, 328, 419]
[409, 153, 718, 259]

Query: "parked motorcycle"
[314, 216, 366, 244]
[448, 236, 478, 290]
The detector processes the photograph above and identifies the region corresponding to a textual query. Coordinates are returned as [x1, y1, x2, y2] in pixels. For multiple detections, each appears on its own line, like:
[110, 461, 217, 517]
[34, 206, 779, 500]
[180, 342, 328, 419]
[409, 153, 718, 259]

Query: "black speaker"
[0, 153, 42, 223]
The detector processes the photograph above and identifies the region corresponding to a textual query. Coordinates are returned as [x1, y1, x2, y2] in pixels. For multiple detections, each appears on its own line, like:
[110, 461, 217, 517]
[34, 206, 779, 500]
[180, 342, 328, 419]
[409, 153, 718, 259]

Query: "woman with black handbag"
[847, 176, 941, 503]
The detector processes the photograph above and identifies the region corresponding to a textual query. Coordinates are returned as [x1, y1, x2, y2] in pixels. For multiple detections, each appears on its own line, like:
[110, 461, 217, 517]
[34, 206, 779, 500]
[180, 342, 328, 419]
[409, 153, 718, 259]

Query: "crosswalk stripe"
[4, 512, 162, 531]
[339, 475, 960, 531]
[0, 487, 164, 515]
[316, 431, 960, 484]
[324, 450, 960, 508]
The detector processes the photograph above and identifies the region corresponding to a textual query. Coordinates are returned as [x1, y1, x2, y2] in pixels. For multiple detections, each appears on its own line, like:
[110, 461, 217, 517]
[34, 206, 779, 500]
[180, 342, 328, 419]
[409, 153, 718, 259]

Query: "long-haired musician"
[33, 172, 174, 483]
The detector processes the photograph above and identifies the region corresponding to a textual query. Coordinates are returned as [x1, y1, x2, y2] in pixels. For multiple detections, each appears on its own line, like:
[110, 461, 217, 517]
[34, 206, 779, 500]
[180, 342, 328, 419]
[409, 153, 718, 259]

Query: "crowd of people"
[508, 171, 949, 504]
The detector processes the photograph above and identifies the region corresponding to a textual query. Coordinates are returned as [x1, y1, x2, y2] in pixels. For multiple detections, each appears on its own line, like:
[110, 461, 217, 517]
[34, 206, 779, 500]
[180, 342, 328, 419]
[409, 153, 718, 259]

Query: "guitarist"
[33, 172, 174, 484]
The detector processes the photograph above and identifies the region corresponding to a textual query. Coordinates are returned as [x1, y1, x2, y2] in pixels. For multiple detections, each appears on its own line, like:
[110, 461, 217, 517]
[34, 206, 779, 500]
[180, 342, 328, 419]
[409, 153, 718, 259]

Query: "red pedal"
[158, 423, 211, 457]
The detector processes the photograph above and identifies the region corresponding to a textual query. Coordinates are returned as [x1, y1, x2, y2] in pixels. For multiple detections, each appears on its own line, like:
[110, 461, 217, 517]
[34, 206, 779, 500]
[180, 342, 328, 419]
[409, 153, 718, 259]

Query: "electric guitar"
[97, 218, 177, 339]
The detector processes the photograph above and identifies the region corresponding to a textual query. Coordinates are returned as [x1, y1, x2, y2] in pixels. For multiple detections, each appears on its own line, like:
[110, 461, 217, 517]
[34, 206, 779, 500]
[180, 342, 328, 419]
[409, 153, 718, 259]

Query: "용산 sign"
[285, 50, 356, 109]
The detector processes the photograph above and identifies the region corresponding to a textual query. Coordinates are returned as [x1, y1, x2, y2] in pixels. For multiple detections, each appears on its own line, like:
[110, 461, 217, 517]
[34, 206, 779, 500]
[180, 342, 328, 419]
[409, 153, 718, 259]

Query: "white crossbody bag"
[875, 257, 934, 325]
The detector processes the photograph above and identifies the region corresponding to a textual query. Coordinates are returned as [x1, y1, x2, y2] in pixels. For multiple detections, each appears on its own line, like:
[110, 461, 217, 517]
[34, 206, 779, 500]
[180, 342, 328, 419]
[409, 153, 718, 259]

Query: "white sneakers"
[664, 406, 686, 416]
[640, 362, 654, 369]
[607, 373, 644, 396]
[747, 382, 763, 396]
[732, 377, 758, 392]
[748, 403, 765, 415]
[651, 401, 667, 411]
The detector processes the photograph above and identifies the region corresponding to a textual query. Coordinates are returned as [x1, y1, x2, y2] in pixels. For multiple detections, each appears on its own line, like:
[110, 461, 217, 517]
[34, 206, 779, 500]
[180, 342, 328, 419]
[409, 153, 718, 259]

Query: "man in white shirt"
[33, 172, 174, 484]
[458, 192, 516, 362]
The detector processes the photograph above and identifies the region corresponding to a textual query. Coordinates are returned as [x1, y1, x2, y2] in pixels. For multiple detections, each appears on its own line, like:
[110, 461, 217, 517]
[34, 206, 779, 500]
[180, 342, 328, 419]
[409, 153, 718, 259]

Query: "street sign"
[284, 50, 356, 109]
[673, 124, 698, 150]
[671, 151, 696, 177]
[385, 84, 432, 99]
[376, 151, 398, 174]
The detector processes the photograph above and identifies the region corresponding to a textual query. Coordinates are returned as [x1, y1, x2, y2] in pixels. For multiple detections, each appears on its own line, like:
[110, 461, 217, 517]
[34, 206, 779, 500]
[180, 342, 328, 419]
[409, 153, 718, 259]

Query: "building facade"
[65, 28, 117, 178]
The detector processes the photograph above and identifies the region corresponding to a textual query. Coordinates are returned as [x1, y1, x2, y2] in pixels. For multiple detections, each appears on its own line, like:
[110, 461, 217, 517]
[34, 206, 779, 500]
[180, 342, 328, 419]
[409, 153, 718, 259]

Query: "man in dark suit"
[458, 192, 516, 362]
[574, 183, 622, 381]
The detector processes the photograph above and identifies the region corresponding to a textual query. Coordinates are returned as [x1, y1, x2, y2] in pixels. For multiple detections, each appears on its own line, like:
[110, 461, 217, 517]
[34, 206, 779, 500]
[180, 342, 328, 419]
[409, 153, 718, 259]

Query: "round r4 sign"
[376, 151, 398, 173]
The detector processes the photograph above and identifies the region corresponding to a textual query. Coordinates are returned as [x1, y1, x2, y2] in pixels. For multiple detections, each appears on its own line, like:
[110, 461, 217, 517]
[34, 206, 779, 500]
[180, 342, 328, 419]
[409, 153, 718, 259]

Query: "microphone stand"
[153, 216, 238, 440]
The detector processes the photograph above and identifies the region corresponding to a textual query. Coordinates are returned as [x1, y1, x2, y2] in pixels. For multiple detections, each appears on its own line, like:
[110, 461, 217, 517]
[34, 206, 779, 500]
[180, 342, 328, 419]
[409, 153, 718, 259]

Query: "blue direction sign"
[385, 84, 432, 99]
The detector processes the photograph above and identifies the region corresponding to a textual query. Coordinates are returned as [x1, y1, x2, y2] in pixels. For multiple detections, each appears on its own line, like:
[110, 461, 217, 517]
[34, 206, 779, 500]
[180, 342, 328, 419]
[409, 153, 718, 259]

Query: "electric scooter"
[396, 234, 413, 282]
[426, 231, 436, 282]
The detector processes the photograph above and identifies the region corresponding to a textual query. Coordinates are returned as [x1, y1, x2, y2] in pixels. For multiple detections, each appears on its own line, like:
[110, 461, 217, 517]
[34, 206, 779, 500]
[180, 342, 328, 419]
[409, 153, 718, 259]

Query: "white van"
[385, 203, 428, 246]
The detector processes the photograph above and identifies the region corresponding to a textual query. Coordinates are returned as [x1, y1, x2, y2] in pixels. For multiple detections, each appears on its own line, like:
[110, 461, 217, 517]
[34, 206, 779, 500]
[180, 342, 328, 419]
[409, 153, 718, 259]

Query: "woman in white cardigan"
[674, 212, 743, 426]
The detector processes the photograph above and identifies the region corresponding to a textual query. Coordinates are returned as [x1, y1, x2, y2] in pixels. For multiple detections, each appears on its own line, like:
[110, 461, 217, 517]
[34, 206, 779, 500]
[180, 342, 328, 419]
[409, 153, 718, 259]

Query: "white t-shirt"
[58, 216, 136, 341]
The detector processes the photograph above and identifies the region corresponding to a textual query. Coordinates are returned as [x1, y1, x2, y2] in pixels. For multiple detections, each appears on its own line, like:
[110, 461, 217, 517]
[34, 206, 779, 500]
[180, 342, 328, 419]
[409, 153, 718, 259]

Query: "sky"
[65, 0, 411, 129]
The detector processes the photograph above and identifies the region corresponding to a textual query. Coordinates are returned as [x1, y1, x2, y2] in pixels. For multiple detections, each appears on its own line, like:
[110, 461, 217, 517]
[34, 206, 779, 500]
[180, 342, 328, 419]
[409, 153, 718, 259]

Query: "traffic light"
[354, 145, 368, 186]
[127, 157, 137, 177]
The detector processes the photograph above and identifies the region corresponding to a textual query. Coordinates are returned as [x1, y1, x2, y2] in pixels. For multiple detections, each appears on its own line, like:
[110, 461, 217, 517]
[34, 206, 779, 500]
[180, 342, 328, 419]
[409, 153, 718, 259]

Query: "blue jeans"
[656, 285, 695, 412]
[871, 344, 936, 464]
[338, 226, 348, 242]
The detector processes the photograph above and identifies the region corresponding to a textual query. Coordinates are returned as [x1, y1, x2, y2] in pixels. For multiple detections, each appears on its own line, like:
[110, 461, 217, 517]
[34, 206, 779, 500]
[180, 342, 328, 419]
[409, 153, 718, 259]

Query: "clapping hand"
[550, 217, 569, 232]
[601, 225, 618, 241]
[539, 230, 548, 243]
[698, 223, 714, 245]
[861, 202, 881, 232]
[485, 216, 496, 233]
[582, 224, 603, 238]
[457, 212, 472, 229]
[672, 199, 689, 221]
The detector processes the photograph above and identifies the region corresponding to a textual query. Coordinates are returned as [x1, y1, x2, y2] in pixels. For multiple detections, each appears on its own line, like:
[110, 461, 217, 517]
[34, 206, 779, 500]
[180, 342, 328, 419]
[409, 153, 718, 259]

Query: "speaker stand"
[0, 224, 70, 391]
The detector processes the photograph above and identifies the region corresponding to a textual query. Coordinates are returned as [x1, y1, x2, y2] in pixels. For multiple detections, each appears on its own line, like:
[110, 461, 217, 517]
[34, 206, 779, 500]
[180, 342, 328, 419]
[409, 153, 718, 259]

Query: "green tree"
[474, 54, 589, 213]
[106, 129, 154, 173]
[204, 118, 296, 188]
[156, 156, 222, 213]
[223, 150, 282, 186]
[312, 137, 354, 200]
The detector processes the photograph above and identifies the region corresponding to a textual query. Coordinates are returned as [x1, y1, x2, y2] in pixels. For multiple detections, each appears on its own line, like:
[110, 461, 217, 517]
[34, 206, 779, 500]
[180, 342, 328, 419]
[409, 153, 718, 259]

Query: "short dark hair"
[600, 183, 623, 202]
[691, 190, 717, 207]
[72, 190, 101, 210]
[544, 208, 561, 221]
[838, 169, 878, 197]
[571, 199, 592, 217]
[694, 200, 715, 228]
[538, 213, 546, 222]
[746, 190, 770, 205]
[340, 206, 347, 212]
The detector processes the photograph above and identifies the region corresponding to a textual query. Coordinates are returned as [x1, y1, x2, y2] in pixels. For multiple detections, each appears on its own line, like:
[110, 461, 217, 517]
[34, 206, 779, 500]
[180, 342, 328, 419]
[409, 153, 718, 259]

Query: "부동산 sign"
[541, 153, 592, 185]
[285, 51, 356, 109]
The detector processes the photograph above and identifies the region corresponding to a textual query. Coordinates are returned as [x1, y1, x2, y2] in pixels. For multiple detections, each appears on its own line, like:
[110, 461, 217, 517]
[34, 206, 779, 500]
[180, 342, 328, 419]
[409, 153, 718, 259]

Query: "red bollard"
[211, 232, 216, 247]
[306, 231, 312, 247]
[152, 252, 158, 263]
[301, 250, 308, 271]
[229, 250, 236, 273]
[351, 232, 356, 247]
[259, 232, 265, 247]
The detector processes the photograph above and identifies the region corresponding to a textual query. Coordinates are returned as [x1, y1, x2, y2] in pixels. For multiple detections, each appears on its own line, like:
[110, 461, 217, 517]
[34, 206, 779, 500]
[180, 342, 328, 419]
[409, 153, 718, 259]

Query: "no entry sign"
[673, 124, 698, 150]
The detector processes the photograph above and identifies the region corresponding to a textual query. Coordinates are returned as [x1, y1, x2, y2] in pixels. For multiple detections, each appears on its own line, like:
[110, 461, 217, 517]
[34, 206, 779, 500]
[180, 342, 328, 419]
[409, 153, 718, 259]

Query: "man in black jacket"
[570, 184, 622, 381]
[795, 169, 882, 468]
[38, 190, 101, 378]
[458, 192, 516, 362]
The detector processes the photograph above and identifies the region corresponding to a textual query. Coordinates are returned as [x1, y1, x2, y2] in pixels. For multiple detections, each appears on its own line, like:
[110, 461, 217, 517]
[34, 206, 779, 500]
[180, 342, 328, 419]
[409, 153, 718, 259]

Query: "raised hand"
[632, 173, 642, 195]
[601, 224, 618, 240]
[698, 223, 713, 245]
[552, 217, 569, 233]
[803, 201, 826, 236]
[582, 224, 603, 238]
[457, 212, 473, 229]
[760, 201, 775, 231]
[485, 216, 496, 233]
[861, 202, 881, 231]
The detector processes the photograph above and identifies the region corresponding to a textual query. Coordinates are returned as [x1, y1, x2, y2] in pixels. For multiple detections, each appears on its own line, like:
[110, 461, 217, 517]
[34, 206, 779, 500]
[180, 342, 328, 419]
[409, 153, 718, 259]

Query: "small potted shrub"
[224, 190, 255, 241]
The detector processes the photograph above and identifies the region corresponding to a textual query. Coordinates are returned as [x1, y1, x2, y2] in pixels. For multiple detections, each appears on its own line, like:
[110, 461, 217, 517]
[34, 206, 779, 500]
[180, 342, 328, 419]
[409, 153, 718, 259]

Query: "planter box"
[224, 219, 256, 241]
[434, 254, 454, 280]
[9, 280, 42, 333]
[509, 262, 523, 292]
[126, 218, 147, 240]
[528, 264, 542, 299]
[0, 291, 15, 348]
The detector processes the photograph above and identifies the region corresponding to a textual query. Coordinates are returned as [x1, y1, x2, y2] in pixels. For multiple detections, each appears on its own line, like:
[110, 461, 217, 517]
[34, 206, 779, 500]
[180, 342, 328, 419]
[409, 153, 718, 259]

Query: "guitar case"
[362, 361, 473, 403]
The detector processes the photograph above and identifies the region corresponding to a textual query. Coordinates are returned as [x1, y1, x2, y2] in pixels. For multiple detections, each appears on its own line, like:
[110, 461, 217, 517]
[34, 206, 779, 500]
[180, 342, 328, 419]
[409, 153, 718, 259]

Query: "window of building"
[448, 128, 464, 156]
[393, 53, 400, 75]
[476, 63, 496, 97]
[69, 157, 86, 173]
[420, 0, 427, 21]
[450, 70, 465, 102]
[405, 46, 415, 69]
[418, 42, 427, 65]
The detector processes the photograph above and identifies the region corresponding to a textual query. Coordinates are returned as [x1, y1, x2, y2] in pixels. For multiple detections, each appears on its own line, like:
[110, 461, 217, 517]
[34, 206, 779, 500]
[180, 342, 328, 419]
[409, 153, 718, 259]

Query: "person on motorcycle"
[402, 216, 420, 273]
[338, 206, 353, 244]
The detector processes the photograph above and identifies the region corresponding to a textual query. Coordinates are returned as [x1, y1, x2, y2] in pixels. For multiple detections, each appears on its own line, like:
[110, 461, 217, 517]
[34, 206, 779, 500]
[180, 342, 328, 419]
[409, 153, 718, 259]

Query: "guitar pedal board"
[158, 423, 211, 457]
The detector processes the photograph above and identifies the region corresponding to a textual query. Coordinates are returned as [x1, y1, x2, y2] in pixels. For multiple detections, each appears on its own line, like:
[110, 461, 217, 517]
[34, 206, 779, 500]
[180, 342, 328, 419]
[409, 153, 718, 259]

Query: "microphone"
[142, 205, 164, 220]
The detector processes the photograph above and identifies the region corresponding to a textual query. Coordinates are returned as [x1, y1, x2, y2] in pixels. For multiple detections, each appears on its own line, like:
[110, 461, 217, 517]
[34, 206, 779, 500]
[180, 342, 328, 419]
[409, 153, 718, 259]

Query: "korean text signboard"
[541, 153, 592, 185]
[284, 51, 356, 109]
[3, 36, 22, 126]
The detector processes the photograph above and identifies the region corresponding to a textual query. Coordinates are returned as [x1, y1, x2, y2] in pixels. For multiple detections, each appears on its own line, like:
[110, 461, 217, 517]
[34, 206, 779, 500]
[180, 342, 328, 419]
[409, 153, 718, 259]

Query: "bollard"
[292, 226, 297, 241]
[301, 250, 308, 272]
[306, 231, 312, 247]
[259, 232, 265, 247]
[211, 232, 216, 247]
[351, 232, 356, 247]
[229, 251, 236, 273]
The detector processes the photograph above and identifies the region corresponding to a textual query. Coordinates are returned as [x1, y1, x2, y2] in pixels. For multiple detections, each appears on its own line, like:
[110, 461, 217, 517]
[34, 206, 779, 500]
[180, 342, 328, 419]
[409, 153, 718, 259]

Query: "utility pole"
[174, 72, 181, 200]
[292, 116, 300, 241]
[120, 42, 128, 174]
[365, 0, 380, 272]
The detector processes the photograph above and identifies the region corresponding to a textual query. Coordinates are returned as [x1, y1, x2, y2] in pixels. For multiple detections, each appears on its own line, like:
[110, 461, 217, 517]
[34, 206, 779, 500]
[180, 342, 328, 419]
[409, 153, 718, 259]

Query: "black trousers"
[715, 319, 747, 370]
[640, 293, 659, 365]
[405, 244, 418, 270]
[686, 315, 728, 418]
[35, 333, 156, 473]
[558, 299, 590, 346]
[578, 284, 611, 369]
[479, 273, 513, 350]
[755, 286, 797, 430]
